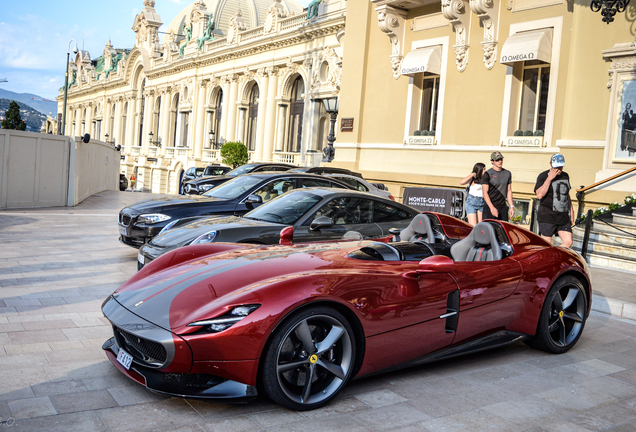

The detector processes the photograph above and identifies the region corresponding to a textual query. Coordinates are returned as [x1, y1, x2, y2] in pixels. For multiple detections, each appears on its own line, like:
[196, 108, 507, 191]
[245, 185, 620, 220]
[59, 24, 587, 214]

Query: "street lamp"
[209, 129, 216, 149]
[62, 39, 78, 136]
[591, 0, 630, 24]
[321, 97, 339, 163]
[149, 131, 162, 147]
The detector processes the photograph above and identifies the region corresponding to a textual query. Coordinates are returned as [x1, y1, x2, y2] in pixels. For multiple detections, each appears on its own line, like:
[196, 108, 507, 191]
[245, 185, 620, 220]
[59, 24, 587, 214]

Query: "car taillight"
[389, 195, 395, 201]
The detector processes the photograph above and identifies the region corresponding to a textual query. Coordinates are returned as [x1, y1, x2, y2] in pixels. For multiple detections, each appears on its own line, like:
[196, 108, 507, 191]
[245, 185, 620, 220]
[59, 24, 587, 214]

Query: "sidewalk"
[588, 266, 636, 321]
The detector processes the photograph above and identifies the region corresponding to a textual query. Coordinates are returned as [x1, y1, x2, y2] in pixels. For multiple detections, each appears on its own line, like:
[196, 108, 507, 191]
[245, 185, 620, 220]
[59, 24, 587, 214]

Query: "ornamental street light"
[591, 0, 631, 24]
[62, 39, 78, 136]
[321, 97, 339, 163]
[149, 131, 162, 147]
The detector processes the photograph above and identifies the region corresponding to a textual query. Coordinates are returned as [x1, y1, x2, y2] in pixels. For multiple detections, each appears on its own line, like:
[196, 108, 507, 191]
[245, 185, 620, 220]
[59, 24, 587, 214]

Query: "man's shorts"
[539, 222, 572, 237]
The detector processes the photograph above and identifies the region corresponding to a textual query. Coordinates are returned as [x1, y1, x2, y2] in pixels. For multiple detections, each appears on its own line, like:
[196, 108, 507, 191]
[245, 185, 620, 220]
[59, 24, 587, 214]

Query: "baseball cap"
[551, 153, 565, 168]
[490, 151, 504, 161]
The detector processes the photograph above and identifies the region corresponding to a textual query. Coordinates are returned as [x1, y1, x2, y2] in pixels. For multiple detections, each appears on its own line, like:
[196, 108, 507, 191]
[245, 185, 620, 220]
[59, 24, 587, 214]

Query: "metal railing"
[575, 165, 636, 223]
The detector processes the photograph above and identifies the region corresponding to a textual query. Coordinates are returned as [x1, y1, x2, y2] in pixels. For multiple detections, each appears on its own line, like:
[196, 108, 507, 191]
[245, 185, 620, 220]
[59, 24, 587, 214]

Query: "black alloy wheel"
[527, 275, 587, 354]
[261, 306, 356, 410]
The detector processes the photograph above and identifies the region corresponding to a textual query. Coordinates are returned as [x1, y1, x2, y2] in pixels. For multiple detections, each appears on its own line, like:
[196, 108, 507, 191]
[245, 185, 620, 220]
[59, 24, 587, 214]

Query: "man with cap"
[534, 153, 574, 248]
[481, 151, 514, 222]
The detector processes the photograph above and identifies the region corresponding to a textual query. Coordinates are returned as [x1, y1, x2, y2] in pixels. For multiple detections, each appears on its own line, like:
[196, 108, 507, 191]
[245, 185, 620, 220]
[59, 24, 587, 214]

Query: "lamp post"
[321, 97, 339, 163]
[62, 39, 78, 136]
[209, 129, 216, 149]
[591, 0, 631, 24]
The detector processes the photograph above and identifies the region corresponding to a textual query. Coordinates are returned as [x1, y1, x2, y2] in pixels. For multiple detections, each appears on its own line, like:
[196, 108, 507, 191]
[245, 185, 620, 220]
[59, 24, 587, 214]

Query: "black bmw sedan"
[182, 162, 295, 195]
[137, 188, 420, 268]
[118, 172, 352, 248]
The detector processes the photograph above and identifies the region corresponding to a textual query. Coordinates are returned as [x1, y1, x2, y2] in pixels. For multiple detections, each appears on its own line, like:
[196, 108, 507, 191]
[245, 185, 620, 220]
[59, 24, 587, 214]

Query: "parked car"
[289, 166, 363, 178]
[119, 174, 128, 191]
[102, 218, 591, 410]
[137, 188, 420, 268]
[118, 172, 353, 248]
[182, 163, 296, 195]
[180, 165, 231, 194]
[324, 173, 395, 201]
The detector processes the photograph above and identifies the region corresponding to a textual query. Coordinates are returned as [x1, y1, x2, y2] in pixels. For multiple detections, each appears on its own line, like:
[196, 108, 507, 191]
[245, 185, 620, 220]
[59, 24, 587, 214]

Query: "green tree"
[1, 101, 27, 131]
[220, 141, 249, 168]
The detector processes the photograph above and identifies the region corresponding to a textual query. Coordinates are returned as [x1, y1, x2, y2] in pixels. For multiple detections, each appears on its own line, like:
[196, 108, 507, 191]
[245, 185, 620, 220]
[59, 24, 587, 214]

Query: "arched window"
[287, 76, 304, 153]
[213, 90, 223, 148]
[171, 93, 180, 147]
[121, 103, 128, 146]
[152, 98, 161, 146]
[246, 84, 259, 151]
[137, 79, 146, 147]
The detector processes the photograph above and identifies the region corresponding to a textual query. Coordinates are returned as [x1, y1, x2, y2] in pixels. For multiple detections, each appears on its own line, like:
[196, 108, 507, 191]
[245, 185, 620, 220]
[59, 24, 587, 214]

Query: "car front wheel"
[527, 275, 588, 354]
[261, 306, 356, 410]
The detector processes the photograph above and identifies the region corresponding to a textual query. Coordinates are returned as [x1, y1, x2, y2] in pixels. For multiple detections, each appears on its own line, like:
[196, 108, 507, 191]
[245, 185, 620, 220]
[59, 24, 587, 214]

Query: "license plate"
[116, 348, 133, 370]
[119, 226, 127, 236]
[137, 252, 145, 265]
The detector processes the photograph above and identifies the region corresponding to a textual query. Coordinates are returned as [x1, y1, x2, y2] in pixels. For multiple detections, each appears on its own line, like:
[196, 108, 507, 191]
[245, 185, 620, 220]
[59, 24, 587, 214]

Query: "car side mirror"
[418, 255, 454, 273]
[310, 216, 334, 231]
[389, 228, 401, 236]
[244, 194, 263, 205]
[279, 226, 294, 245]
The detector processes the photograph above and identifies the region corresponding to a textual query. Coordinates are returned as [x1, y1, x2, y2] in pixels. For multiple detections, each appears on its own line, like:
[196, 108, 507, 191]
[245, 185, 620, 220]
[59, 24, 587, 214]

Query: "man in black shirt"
[534, 153, 574, 248]
[482, 151, 514, 221]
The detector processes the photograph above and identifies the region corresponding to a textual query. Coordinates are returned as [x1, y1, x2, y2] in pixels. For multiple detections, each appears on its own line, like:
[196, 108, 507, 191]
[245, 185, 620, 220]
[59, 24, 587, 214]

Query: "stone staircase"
[572, 206, 636, 272]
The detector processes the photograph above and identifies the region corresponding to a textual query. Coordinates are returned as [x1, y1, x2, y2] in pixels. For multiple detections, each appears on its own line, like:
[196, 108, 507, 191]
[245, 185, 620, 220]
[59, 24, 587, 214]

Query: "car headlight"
[159, 219, 179, 234]
[188, 305, 260, 332]
[191, 230, 217, 244]
[137, 213, 171, 224]
[199, 184, 214, 192]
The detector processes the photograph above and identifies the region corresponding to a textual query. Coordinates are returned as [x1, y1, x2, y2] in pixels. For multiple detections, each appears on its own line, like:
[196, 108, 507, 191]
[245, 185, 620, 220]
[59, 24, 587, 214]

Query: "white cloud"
[49, 78, 57, 83]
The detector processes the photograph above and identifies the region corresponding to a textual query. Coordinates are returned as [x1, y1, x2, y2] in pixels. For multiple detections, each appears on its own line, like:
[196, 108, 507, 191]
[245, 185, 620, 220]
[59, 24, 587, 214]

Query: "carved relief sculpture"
[442, 0, 471, 72]
[469, 0, 499, 70]
[374, 4, 408, 80]
[265, 0, 288, 34]
[132, 0, 163, 57]
[227, 10, 248, 45]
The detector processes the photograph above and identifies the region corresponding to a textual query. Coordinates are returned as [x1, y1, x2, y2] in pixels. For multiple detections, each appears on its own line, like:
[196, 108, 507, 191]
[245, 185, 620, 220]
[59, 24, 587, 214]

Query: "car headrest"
[473, 222, 498, 246]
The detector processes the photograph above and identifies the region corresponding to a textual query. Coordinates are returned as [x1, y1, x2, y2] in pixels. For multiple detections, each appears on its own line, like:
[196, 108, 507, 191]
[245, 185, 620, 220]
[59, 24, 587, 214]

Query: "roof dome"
[163, 0, 304, 44]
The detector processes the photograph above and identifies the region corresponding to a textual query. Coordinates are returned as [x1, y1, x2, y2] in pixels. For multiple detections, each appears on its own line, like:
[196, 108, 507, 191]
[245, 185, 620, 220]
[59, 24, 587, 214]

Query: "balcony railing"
[131, 146, 141, 155]
[202, 150, 220, 161]
[165, 147, 176, 157]
[274, 151, 300, 165]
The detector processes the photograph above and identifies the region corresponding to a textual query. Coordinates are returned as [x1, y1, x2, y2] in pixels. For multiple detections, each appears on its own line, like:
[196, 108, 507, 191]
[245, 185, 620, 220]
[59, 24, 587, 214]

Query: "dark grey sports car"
[136, 188, 420, 269]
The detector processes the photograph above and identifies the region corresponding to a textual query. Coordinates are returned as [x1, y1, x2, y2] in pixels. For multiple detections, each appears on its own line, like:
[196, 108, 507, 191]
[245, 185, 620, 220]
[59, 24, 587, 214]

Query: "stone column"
[193, 81, 207, 159]
[275, 103, 288, 152]
[85, 104, 93, 137]
[309, 99, 321, 152]
[237, 107, 247, 144]
[114, 99, 123, 147]
[125, 96, 136, 154]
[226, 75, 239, 142]
[254, 69, 269, 162]
[262, 67, 279, 163]
[159, 91, 171, 156]
[103, 102, 111, 143]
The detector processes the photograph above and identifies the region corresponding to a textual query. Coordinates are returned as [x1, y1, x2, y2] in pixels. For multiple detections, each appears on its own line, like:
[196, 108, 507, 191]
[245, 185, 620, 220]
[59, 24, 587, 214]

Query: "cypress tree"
[1, 101, 27, 131]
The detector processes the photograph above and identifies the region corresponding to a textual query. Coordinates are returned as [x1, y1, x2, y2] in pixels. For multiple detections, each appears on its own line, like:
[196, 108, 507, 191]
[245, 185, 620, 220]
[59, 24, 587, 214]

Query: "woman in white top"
[460, 162, 486, 226]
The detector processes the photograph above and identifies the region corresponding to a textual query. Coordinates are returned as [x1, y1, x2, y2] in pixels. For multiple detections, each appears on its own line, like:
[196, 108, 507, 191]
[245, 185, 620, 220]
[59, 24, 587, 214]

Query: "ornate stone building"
[59, 0, 346, 193]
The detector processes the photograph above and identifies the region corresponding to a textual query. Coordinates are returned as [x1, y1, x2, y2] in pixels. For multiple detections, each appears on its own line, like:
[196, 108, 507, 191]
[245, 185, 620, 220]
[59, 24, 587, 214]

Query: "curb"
[592, 294, 636, 321]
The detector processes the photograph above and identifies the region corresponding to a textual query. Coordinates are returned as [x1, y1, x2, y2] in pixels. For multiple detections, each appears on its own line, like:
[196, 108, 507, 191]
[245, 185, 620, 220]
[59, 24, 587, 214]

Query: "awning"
[500, 28, 553, 65]
[400, 45, 442, 76]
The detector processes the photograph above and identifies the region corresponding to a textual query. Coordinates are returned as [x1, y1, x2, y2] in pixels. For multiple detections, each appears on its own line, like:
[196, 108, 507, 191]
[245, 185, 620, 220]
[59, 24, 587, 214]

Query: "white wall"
[0, 129, 120, 209]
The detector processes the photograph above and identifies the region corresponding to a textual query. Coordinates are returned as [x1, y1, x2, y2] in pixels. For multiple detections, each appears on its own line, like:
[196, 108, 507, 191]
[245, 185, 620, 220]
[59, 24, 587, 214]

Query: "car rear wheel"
[261, 306, 356, 410]
[526, 275, 587, 354]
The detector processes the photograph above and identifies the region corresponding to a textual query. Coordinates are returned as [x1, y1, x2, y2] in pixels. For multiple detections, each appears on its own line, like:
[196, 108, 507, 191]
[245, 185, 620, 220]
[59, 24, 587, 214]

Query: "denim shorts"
[465, 194, 485, 215]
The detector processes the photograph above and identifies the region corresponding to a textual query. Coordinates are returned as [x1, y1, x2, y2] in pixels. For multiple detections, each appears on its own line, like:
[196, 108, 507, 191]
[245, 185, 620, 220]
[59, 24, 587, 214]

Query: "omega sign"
[506, 136, 543, 147]
[501, 52, 535, 63]
[401, 66, 427, 75]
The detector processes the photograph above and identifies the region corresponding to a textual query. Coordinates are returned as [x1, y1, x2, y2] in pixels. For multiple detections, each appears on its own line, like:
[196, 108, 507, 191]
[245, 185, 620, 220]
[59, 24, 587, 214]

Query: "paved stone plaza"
[1, 191, 636, 431]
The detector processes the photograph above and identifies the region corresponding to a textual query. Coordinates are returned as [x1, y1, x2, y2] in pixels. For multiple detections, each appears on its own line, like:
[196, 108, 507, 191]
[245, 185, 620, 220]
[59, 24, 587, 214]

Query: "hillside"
[0, 99, 47, 132]
[0, 88, 58, 116]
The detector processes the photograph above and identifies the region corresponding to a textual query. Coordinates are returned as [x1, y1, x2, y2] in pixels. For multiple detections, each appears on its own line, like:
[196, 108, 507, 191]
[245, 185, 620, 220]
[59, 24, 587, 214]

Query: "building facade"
[335, 0, 636, 220]
[58, 0, 345, 193]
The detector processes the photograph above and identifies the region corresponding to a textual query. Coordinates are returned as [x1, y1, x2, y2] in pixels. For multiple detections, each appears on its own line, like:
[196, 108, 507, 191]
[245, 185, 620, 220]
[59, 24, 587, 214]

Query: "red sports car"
[101, 213, 591, 410]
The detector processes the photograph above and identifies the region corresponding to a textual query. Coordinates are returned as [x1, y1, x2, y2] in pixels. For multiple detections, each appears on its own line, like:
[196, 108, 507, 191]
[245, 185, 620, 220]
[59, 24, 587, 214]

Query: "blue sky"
[0, 0, 310, 101]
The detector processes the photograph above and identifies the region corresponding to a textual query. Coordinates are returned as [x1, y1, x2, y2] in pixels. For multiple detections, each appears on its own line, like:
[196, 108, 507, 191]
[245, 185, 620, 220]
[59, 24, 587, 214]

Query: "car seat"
[450, 222, 503, 262]
[394, 214, 435, 243]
